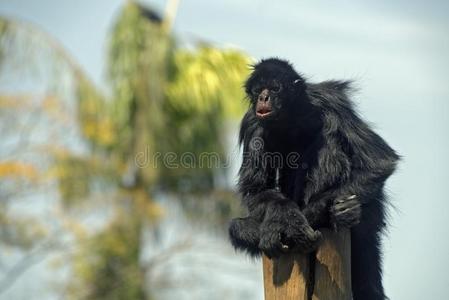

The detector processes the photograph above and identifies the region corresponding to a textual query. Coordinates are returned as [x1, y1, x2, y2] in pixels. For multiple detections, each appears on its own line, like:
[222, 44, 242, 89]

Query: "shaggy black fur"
[228, 58, 399, 300]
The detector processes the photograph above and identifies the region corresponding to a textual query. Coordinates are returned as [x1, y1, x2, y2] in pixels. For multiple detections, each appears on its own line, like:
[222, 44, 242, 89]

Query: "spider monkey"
[229, 58, 399, 300]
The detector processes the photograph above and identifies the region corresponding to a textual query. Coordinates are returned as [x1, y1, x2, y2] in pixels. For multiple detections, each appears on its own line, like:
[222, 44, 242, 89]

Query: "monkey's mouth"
[256, 107, 273, 118]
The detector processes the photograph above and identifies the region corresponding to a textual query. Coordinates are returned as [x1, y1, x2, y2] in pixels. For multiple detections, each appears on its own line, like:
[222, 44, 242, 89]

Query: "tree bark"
[263, 253, 310, 300]
[263, 229, 352, 300]
[312, 229, 352, 300]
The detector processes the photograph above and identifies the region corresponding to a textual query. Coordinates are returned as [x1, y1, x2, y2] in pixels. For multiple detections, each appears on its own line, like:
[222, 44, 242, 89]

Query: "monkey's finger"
[311, 230, 322, 241]
[334, 199, 361, 212]
[281, 243, 290, 252]
[336, 198, 346, 204]
[302, 226, 322, 242]
[302, 232, 322, 253]
[334, 205, 360, 216]
[279, 233, 290, 251]
[335, 194, 358, 205]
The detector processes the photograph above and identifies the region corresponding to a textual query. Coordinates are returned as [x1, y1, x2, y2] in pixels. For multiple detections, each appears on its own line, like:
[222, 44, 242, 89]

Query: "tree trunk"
[263, 229, 352, 300]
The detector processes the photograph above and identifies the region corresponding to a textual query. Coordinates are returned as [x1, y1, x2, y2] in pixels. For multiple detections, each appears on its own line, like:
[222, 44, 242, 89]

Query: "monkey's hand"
[259, 201, 321, 259]
[330, 195, 361, 230]
[229, 216, 262, 257]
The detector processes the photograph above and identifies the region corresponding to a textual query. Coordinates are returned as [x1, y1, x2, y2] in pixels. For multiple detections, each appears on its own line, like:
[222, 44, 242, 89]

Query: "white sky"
[1, 1, 449, 299]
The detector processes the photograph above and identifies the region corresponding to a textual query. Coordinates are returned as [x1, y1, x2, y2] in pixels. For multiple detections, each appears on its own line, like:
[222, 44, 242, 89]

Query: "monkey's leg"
[351, 214, 387, 300]
[259, 201, 321, 258]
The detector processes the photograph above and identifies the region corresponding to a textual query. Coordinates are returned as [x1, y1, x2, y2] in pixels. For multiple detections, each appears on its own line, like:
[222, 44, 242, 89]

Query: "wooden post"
[312, 229, 352, 300]
[263, 229, 352, 300]
[263, 252, 310, 300]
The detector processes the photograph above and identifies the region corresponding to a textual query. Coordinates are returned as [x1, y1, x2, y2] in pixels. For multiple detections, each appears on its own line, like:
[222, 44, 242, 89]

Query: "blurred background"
[0, 0, 448, 299]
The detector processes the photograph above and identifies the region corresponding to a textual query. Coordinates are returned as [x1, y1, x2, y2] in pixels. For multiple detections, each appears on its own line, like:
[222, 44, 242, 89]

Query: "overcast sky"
[1, 1, 448, 299]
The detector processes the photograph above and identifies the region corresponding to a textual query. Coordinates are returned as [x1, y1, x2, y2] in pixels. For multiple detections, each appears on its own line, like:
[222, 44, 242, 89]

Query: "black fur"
[229, 58, 399, 300]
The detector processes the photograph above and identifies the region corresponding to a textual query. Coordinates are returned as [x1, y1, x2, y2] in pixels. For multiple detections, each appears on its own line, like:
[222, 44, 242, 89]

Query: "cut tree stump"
[263, 229, 352, 300]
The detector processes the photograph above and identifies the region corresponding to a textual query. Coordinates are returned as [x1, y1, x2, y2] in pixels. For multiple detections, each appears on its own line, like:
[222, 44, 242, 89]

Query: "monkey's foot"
[229, 217, 261, 257]
[259, 206, 321, 258]
[280, 223, 322, 254]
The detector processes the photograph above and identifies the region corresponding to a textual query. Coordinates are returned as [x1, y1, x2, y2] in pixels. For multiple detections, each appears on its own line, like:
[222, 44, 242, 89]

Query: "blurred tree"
[0, 1, 250, 299]
[55, 2, 173, 298]
[161, 47, 250, 192]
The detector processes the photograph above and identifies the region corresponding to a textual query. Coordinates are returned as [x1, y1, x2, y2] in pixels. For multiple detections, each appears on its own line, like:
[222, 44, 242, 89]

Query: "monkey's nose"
[258, 89, 270, 102]
[258, 95, 269, 102]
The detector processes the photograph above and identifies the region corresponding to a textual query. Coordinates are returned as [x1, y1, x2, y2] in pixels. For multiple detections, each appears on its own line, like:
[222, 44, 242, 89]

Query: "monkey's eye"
[270, 84, 281, 93]
[250, 87, 261, 95]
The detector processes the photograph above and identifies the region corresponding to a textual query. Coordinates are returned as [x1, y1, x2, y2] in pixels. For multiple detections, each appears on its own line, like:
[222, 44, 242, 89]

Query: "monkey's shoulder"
[309, 79, 354, 92]
[307, 80, 400, 171]
[306, 80, 356, 111]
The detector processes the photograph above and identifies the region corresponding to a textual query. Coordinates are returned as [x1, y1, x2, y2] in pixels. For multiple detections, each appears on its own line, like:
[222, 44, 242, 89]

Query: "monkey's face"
[248, 79, 283, 120]
[245, 59, 305, 124]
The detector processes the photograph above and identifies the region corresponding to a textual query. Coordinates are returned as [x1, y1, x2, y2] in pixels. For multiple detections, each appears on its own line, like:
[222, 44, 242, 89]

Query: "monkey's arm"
[303, 82, 399, 229]
[229, 124, 283, 256]
[230, 146, 293, 256]
[230, 123, 320, 257]
[303, 133, 399, 230]
[234, 189, 321, 258]
[235, 122, 292, 216]
[233, 142, 320, 258]
[303, 172, 383, 230]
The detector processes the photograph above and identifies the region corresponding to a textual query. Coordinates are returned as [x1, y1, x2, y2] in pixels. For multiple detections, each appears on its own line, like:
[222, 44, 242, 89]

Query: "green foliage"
[0, 209, 47, 249]
[68, 216, 146, 300]
[166, 47, 250, 119]
[159, 47, 250, 191]
[52, 151, 119, 207]
[107, 1, 173, 167]
[76, 78, 116, 148]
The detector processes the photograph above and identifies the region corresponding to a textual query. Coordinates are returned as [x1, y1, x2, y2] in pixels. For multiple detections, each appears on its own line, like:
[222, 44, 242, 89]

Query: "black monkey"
[229, 58, 399, 300]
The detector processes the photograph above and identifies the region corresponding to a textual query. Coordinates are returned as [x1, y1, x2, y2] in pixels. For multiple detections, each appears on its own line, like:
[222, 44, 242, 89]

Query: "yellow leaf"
[0, 161, 39, 180]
